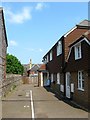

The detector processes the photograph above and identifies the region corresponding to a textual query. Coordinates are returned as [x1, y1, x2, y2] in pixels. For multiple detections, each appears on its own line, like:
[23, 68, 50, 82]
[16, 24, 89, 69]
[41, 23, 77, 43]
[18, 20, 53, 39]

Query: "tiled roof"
[27, 64, 41, 72]
[39, 64, 46, 71]
[84, 30, 90, 40]
[77, 20, 90, 27]
[68, 30, 90, 47]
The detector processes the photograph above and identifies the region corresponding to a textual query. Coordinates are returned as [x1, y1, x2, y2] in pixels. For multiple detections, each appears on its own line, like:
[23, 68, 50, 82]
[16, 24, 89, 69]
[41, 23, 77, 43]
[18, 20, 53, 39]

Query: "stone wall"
[1, 74, 22, 97]
[0, 8, 7, 120]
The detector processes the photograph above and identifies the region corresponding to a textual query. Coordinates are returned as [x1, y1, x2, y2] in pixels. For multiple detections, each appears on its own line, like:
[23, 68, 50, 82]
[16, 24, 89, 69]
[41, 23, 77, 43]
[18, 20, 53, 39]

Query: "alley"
[2, 83, 88, 119]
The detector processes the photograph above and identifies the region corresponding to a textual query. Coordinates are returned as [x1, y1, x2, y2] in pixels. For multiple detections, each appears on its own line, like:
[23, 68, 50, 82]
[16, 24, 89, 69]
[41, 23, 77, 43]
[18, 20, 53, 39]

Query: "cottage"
[0, 8, 8, 87]
[42, 20, 90, 109]
[65, 30, 90, 109]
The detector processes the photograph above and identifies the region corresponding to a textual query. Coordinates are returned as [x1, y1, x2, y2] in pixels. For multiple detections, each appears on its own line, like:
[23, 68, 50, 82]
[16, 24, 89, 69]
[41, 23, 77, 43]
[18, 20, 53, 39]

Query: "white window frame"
[57, 41, 62, 56]
[74, 43, 82, 60]
[57, 73, 60, 84]
[51, 74, 53, 82]
[78, 71, 84, 91]
[50, 50, 52, 61]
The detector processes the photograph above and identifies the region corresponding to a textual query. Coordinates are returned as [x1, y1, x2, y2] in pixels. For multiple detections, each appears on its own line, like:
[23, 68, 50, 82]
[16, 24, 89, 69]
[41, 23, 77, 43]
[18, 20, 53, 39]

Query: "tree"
[6, 53, 24, 75]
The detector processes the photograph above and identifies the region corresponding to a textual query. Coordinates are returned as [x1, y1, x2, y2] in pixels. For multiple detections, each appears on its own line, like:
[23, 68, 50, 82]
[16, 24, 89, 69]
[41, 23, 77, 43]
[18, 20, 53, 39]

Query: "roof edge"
[0, 8, 8, 47]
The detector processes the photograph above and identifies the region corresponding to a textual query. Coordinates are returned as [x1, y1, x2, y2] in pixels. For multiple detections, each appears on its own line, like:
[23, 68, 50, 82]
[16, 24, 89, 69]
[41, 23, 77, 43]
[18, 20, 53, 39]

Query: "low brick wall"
[1, 74, 22, 97]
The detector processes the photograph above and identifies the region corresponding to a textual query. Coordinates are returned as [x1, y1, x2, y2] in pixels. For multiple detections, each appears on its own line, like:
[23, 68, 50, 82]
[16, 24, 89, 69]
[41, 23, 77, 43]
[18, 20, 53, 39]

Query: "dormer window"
[57, 41, 62, 56]
[74, 43, 82, 60]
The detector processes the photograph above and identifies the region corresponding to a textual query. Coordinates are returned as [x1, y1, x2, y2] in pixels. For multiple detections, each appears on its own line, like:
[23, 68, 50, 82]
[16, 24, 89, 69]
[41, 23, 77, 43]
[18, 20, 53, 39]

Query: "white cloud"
[39, 49, 43, 52]
[4, 7, 32, 24]
[35, 3, 45, 10]
[25, 48, 43, 52]
[9, 40, 18, 46]
[25, 48, 34, 51]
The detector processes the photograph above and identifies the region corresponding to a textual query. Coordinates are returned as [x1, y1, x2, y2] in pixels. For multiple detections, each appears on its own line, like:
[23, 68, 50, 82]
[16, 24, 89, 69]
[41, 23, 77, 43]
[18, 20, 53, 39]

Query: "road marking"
[27, 105, 30, 108]
[26, 92, 29, 97]
[30, 90, 35, 120]
[24, 105, 30, 108]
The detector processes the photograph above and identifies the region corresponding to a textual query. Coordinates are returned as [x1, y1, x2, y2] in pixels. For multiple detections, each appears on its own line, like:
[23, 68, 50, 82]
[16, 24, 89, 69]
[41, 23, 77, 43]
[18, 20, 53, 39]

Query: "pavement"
[2, 83, 89, 119]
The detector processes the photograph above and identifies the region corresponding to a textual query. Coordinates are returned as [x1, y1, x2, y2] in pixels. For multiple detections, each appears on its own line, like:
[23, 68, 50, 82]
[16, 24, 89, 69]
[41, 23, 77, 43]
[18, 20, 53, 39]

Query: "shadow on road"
[44, 86, 88, 112]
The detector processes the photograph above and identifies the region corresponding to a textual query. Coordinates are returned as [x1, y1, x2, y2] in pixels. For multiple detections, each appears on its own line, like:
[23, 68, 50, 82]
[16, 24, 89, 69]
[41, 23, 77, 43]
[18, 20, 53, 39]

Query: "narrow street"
[2, 83, 88, 119]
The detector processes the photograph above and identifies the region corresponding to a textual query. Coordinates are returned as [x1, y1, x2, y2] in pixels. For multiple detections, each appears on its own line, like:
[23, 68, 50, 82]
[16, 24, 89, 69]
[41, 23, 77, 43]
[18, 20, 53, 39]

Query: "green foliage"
[6, 53, 24, 75]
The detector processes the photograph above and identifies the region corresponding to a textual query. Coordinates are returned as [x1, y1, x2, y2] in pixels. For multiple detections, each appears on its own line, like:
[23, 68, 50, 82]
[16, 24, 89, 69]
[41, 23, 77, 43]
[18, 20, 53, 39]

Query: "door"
[66, 72, 71, 98]
[43, 73, 48, 86]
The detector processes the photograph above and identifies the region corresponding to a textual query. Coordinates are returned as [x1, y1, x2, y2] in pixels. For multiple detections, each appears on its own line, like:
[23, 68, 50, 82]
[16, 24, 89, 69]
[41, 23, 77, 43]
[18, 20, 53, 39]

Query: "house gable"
[67, 37, 90, 61]
[65, 37, 90, 72]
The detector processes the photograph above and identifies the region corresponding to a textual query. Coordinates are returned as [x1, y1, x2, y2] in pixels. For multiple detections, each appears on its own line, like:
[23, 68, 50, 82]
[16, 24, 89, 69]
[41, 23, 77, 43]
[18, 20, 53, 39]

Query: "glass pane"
[78, 46, 80, 57]
[78, 72, 81, 79]
[79, 80, 81, 88]
[82, 81, 84, 89]
[82, 71, 84, 79]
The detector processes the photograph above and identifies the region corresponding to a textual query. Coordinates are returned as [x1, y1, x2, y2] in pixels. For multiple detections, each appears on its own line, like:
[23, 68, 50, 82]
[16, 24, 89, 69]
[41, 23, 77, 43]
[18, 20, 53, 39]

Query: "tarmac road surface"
[2, 83, 89, 119]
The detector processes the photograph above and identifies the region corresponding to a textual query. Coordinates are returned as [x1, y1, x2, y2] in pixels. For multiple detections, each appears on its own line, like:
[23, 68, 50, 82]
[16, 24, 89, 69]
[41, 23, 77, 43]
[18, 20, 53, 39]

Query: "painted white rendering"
[40, 72, 43, 87]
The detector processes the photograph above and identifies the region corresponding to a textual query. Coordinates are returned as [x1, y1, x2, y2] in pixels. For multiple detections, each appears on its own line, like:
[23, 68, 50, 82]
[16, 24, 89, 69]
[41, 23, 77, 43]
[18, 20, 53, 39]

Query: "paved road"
[2, 83, 88, 119]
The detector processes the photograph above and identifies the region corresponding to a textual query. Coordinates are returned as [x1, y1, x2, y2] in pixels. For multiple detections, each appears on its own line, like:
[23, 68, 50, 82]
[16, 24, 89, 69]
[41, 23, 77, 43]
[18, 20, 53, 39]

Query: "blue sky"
[1, 2, 88, 64]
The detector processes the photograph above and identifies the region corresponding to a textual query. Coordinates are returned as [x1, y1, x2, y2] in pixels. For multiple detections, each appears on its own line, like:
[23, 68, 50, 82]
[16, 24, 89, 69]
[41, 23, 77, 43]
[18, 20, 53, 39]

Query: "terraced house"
[65, 30, 90, 109]
[0, 8, 8, 92]
[42, 20, 90, 110]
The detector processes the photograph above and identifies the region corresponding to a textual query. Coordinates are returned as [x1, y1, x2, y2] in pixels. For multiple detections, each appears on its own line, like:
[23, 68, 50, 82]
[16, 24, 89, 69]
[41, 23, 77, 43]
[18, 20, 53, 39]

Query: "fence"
[22, 75, 38, 86]
[29, 76, 38, 85]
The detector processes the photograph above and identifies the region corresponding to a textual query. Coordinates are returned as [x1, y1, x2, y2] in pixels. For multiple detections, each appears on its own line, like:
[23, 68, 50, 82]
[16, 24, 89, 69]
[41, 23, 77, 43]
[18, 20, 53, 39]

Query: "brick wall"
[71, 71, 88, 109]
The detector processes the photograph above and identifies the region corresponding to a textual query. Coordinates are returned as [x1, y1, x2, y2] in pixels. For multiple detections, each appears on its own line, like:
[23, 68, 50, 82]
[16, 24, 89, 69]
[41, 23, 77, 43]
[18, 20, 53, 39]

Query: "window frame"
[57, 41, 62, 56]
[74, 43, 82, 60]
[50, 50, 52, 61]
[57, 73, 60, 84]
[78, 71, 84, 91]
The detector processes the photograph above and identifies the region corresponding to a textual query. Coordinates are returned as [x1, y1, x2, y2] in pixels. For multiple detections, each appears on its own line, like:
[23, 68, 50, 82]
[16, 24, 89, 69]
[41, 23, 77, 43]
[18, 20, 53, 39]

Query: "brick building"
[42, 20, 90, 110]
[65, 30, 90, 109]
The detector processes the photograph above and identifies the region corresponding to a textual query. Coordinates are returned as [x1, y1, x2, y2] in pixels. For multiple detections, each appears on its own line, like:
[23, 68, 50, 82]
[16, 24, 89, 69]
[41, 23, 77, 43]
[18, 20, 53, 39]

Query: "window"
[57, 73, 60, 84]
[47, 55, 48, 63]
[74, 43, 82, 60]
[51, 74, 53, 82]
[43, 57, 47, 64]
[57, 41, 62, 56]
[50, 51, 52, 61]
[78, 71, 84, 91]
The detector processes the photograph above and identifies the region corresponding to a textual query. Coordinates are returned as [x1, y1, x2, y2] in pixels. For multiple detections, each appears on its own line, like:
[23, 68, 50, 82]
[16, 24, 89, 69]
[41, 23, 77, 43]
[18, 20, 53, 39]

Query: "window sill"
[57, 53, 62, 57]
[75, 57, 82, 60]
[49, 60, 52, 62]
[77, 88, 84, 91]
[57, 83, 60, 85]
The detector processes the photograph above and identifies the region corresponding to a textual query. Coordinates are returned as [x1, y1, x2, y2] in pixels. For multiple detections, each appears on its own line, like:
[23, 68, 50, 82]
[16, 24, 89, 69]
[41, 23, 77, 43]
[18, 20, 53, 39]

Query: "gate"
[29, 75, 38, 85]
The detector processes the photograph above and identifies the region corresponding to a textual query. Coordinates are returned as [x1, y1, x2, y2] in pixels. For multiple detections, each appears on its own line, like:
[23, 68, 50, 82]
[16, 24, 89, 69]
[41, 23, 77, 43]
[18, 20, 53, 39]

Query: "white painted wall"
[41, 72, 43, 87]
